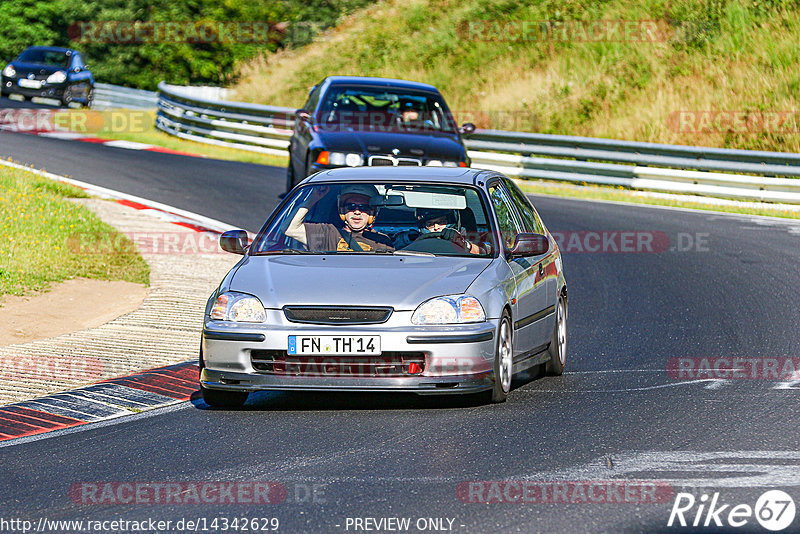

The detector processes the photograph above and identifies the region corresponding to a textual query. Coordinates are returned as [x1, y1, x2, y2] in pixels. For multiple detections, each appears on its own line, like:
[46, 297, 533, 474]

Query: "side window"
[488, 182, 524, 250]
[304, 84, 321, 113]
[502, 178, 544, 234]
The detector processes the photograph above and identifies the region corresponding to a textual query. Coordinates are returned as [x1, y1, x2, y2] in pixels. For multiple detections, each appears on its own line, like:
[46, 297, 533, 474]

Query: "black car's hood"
[318, 130, 466, 160]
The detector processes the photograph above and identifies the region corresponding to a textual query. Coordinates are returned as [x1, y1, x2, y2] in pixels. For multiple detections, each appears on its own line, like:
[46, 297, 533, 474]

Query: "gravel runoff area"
[0, 198, 239, 405]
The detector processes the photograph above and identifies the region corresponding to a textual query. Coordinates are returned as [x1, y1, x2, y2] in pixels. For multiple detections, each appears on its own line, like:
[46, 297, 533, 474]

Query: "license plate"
[18, 79, 42, 89]
[288, 335, 380, 355]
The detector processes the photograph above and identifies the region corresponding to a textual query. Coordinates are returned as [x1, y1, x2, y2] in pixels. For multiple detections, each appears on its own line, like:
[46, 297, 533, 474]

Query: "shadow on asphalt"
[188, 365, 547, 412]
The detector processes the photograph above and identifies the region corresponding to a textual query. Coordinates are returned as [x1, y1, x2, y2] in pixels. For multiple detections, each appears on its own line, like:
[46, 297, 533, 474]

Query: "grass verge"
[517, 179, 800, 219]
[0, 163, 150, 297]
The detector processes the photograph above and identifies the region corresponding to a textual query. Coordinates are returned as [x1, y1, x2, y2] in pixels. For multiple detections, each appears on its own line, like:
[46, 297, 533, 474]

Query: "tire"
[545, 296, 567, 375]
[491, 311, 514, 403]
[84, 87, 94, 108]
[198, 346, 249, 408]
[61, 86, 73, 107]
[286, 154, 296, 193]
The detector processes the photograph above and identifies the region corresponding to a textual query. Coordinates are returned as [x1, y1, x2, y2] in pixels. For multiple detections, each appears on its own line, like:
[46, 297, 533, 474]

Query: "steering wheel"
[405, 231, 469, 253]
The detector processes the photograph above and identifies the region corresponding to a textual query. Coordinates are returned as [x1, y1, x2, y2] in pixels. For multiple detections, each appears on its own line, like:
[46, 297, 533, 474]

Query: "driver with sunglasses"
[285, 184, 394, 252]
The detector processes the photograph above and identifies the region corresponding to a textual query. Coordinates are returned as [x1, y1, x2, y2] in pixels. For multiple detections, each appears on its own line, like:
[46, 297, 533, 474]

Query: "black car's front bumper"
[2, 77, 66, 99]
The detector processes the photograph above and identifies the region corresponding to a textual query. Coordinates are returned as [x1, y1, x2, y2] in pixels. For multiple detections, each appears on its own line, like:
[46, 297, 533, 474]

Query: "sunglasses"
[424, 216, 450, 228]
[342, 202, 374, 213]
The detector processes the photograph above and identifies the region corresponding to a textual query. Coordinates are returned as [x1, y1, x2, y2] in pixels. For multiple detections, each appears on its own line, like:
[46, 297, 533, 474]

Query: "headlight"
[411, 295, 486, 325]
[426, 160, 443, 166]
[443, 161, 459, 167]
[46, 71, 67, 84]
[210, 292, 266, 323]
[328, 152, 363, 167]
[2, 65, 15, 77]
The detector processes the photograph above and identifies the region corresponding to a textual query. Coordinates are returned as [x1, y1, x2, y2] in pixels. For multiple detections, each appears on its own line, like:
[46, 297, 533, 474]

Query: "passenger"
[285, 184, 394, 252]
[415, 208, 486, 255]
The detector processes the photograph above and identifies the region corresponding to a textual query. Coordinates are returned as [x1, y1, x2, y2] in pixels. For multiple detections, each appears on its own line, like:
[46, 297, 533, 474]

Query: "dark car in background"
[1, 46, 94, 107]
[286, 76, 475, 191]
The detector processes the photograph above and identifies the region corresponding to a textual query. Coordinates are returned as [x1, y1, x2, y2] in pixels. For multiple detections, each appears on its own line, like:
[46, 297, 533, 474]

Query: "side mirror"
[219, 230, 249, 255]
[458, 122, 476, 135]
[510, 233, 549, 258]
[296, 109, 311, 122]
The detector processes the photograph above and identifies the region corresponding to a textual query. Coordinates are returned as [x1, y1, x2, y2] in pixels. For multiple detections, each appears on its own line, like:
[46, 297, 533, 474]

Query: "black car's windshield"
[316, 86, 457, 134]
[253, 182, 496, 257]
[16, 49, 70, 67]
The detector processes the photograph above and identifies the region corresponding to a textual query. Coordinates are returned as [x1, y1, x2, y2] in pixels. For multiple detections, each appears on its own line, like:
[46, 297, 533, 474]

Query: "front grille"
[368, 155, 422, 167]
[283, 306, 393, 325]
[251, 350, 426, 377]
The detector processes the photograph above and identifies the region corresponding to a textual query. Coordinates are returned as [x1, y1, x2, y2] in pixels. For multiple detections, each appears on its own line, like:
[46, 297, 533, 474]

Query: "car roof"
[306, 166, 495, 186]
[321, 76, 440, 93]
[22, 46, 75, 54]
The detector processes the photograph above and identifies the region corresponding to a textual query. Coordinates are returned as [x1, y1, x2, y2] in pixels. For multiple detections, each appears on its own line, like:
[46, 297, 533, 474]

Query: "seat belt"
[337, 226, 365, 252]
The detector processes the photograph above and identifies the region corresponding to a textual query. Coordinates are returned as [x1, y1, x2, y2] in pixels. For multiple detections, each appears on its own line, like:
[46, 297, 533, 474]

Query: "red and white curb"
[37, 131, 207, 158]
[0, 362, 200, 442]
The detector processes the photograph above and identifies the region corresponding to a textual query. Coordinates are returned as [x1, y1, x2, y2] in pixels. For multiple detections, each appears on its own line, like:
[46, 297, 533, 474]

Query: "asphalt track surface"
[2, 100, 800, 533]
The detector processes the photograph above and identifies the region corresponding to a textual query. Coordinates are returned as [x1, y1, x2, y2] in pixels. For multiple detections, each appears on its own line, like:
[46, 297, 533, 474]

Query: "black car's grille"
[368, 155, 422, 166]
[283, 306, 393, 325]
[250, 350, 426, 377]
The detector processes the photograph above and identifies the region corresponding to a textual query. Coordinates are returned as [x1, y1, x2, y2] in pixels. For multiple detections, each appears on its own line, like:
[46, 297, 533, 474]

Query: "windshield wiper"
[393, 250, 435, 257]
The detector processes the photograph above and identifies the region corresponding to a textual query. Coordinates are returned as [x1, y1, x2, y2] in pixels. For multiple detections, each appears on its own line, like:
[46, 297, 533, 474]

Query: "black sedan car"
[286, 76, 475, 191]
[2, 46, 94, 107]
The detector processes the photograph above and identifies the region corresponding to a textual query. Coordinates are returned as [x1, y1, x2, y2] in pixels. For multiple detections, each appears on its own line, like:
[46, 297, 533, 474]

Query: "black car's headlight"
[46, 71, 67, 84]
[2, 65, 15, 77]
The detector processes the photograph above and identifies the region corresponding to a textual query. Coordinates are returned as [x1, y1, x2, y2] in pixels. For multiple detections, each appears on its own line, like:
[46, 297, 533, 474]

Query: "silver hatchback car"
[200, 167, 567, 406]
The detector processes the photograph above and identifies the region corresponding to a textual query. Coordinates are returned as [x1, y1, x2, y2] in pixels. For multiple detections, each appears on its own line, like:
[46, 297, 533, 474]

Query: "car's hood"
[228, 254, 490, 310]
[318, 130, 465, 159]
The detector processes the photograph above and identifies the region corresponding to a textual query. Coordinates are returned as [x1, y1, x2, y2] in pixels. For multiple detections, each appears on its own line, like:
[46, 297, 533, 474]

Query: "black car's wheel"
[286, 154, 297, 192]
[61, 86, 74, 107]
[545, 296, 567, 375]
[490, 311, 513, 403]
[199, 346, 249, 408]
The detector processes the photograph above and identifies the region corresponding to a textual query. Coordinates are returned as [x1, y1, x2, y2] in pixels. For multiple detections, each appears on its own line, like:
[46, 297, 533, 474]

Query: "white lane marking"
[704, 379, 730, 389]
[774, 380, 800, 390]
[101, 140, 155, 150]
[521, 379, 719, 393]
[0, 159, 238, 233]
[521, 451, 800, 488]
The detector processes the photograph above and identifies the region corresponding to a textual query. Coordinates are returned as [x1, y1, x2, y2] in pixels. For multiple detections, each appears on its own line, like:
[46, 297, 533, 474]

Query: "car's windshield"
[253, 182, 496, 257]
[16, 48, 70, 67]
[316, 86, 457, 134]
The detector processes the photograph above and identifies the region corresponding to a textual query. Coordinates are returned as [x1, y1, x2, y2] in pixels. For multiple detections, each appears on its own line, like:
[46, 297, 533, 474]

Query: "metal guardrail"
[154, 81, 800, 204]
[92, 83, 158, 110]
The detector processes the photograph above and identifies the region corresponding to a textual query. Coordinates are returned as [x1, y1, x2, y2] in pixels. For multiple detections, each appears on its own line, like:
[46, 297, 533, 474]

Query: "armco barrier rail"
[92, 83, 158, 110]
[154, 81, 800, 203]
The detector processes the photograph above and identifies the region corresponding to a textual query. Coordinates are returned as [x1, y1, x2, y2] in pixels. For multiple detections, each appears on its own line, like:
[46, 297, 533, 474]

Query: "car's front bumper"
[2, 77, 68, 99]
[201, 316, 499, 395]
